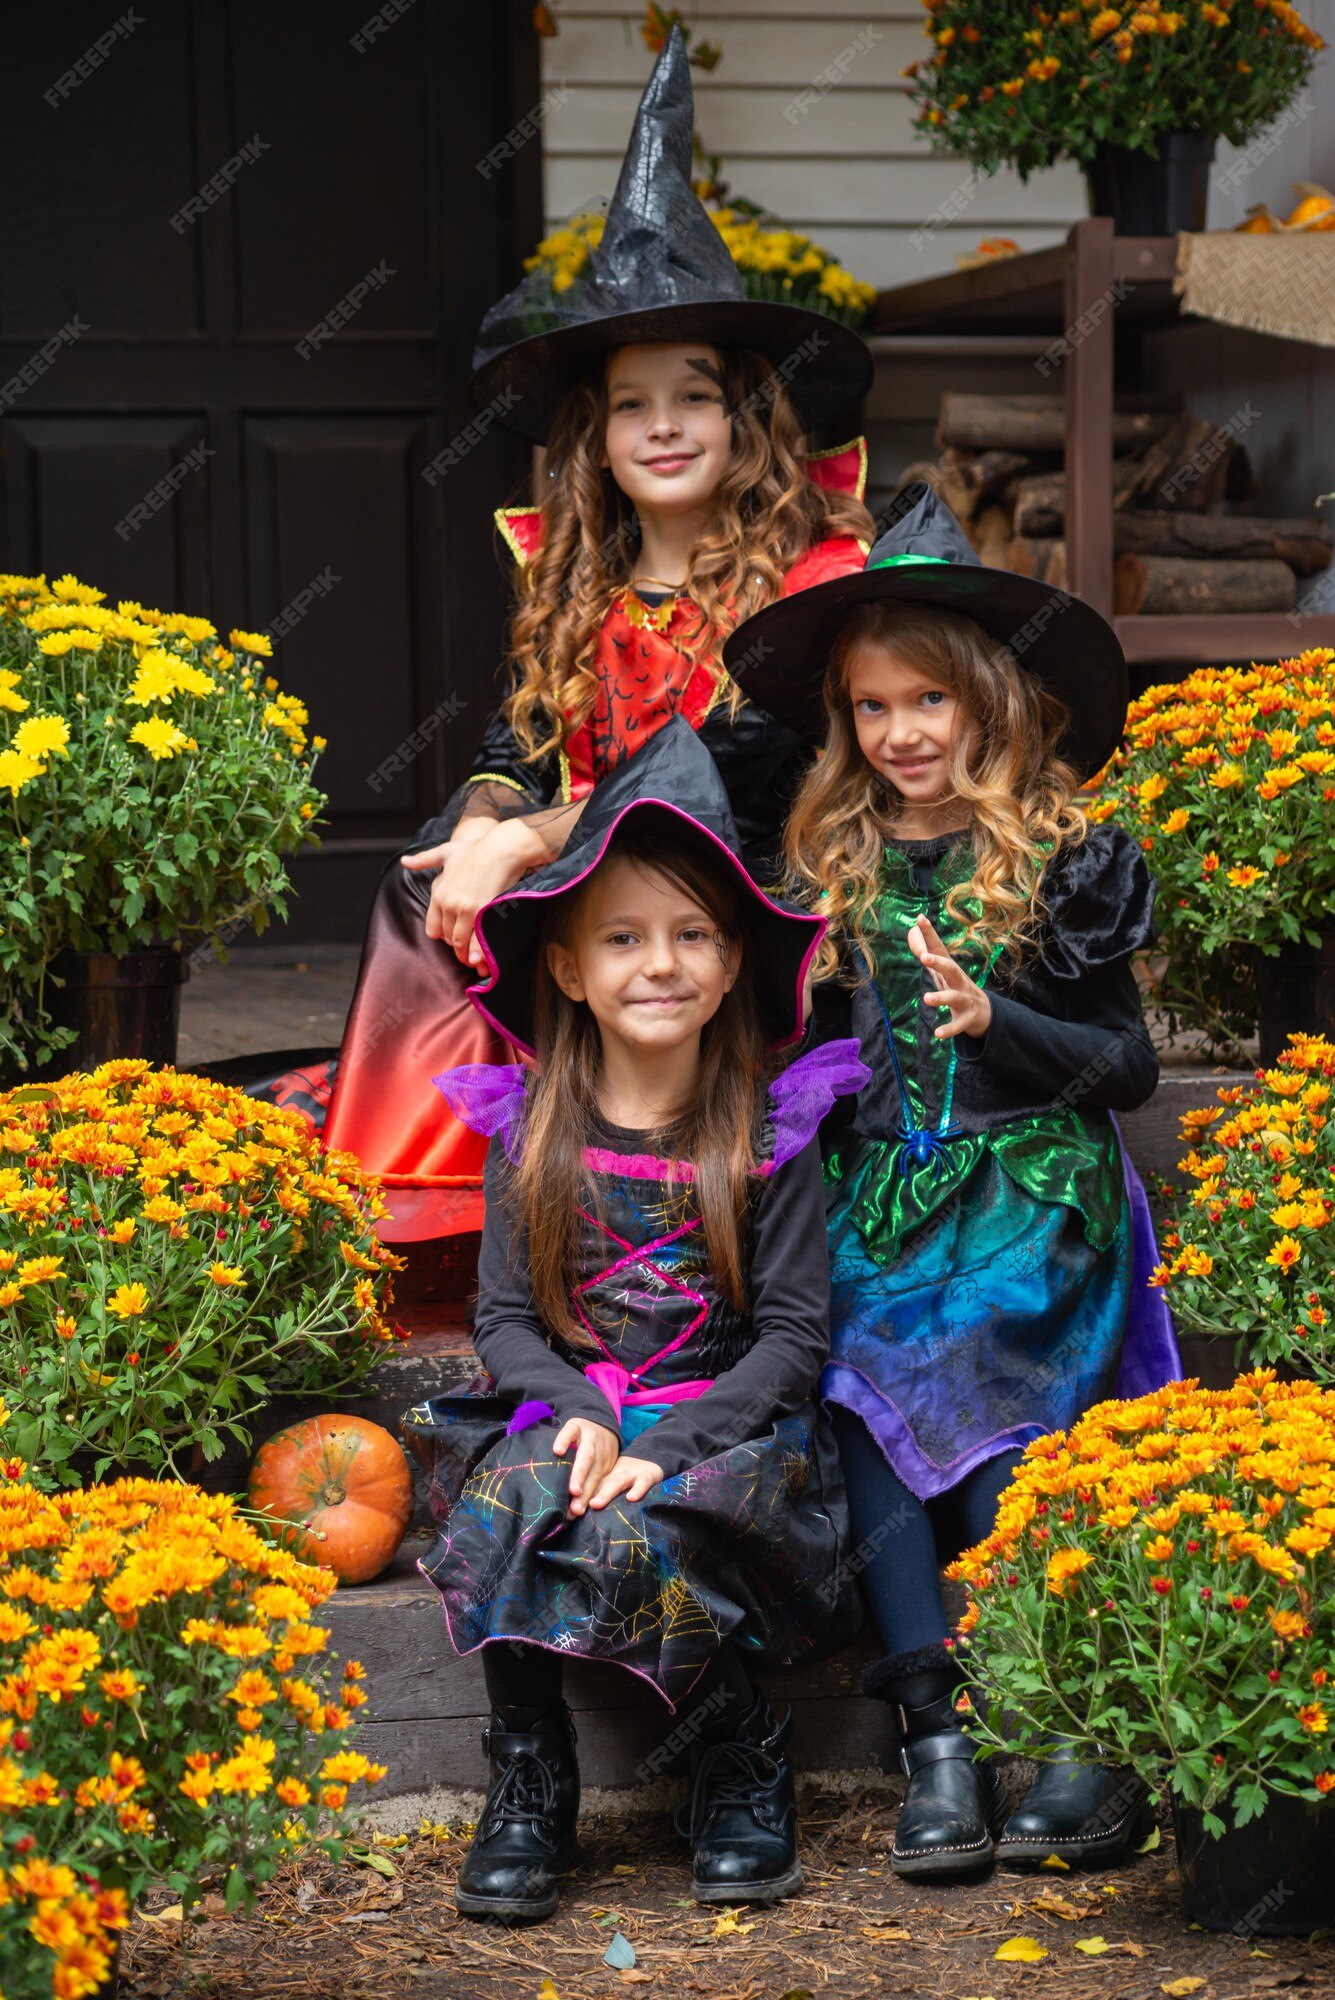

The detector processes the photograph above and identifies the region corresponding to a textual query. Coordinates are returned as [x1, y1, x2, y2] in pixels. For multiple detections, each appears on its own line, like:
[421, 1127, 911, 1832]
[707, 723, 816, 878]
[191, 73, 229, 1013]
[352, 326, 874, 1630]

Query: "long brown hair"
[785, 601, 1087, 979]
[512, 821, 769, 1346]
[503, 346, 873, 763]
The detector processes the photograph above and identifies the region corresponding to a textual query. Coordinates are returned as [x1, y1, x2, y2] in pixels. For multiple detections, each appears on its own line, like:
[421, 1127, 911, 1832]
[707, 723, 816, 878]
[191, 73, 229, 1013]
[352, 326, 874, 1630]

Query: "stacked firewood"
[891, 394, 1332, 614]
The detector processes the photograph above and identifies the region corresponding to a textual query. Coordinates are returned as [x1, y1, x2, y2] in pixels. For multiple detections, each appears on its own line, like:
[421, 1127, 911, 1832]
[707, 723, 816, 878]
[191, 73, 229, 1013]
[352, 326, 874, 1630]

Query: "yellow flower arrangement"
[1085, 651, 1335, 1052]
[948, 1371, 1335, 1827]
[0, 572, 326, 1079]
[907, 0, 1321, 180]
[522, 204, 877, 329]
[1149, 1033, 1334, 1382]
[0, 1063, 401, 1483]
[0, 1402, 384, 1957]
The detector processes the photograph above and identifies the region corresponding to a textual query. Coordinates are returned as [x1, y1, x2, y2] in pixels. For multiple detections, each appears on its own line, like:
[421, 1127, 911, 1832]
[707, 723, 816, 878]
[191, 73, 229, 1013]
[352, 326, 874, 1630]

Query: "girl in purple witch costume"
[402, 719, 867, 1924]
[723, 484, 1181, 1883]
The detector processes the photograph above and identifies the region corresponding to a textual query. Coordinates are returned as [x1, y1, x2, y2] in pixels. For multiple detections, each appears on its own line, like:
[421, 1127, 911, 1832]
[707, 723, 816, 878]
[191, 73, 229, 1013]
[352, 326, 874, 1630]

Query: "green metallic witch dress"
[817, 826, 1179, 1503]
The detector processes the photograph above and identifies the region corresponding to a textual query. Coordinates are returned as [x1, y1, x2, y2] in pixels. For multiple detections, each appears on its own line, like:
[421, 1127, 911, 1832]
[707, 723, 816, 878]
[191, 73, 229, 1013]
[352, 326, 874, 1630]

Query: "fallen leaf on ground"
[618, 1975, 651, 1987]
[1074, 1937, 1111, 1955]
[1134, 1824, 1162, 1855]
[139, 1904, 183, 1926]
[996, 1936, 1048, 1962]
[612, 1863, 637, 1875]
[860, 1925, 911, 1942]
[713, 1909, 756, 1937]
[537, 1983, 560, 2000]
[1038, 1853, 1071, 1871]
[603, 1934, 637, 1971]
[1161, 1980, 1205, 1996]
[1028, 1891, 1095, 1919]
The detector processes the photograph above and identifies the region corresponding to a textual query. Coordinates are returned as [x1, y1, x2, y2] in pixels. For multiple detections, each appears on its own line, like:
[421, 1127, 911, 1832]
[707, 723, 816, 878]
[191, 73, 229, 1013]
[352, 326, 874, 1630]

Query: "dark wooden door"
[0, 0, 541, 938]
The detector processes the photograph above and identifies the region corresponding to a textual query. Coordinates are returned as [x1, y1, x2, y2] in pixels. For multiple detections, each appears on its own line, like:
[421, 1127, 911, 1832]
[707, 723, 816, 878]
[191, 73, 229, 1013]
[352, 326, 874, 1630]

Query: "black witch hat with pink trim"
[466, 718, 824, 1055]
[470, 25, 873, 444]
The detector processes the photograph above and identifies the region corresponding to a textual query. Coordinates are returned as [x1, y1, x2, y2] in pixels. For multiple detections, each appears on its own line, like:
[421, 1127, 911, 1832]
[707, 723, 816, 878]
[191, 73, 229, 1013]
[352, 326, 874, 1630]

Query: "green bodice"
[824, 840, 1124, 1264]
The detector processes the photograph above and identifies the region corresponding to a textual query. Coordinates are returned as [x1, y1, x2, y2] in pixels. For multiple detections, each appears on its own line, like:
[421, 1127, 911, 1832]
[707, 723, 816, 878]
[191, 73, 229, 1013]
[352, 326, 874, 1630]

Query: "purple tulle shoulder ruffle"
[433, 1061, 529, 1160]
[768, 1038, 872, 1167]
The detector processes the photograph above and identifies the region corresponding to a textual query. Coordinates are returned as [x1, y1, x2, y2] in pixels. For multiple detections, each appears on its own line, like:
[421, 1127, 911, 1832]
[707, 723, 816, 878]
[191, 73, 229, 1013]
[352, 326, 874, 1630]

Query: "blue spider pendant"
[893, 1118, 965, 1181]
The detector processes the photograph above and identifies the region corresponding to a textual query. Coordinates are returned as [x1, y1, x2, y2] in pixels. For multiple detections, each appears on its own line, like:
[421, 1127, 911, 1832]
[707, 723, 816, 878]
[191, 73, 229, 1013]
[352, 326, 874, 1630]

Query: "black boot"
[865, 1645, 1005, 1881]
[674, 1691, 802, 1903]
[997, 1745, 1154, 1870]
[455, 1704, 579, 1922]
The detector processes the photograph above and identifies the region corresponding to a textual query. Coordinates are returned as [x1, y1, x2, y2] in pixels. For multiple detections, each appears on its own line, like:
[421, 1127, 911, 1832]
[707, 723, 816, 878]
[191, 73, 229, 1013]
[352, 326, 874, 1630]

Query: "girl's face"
[546, 854, 738, 1058]
[601, 344, 732, 518]
[846, 640, 967, 808]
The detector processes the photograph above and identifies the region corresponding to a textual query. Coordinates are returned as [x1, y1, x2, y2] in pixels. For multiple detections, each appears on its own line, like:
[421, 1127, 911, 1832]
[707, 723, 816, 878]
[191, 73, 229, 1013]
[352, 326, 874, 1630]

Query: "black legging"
[482, 1634, 755, 1739]
[830, 1406, 1023, 1657]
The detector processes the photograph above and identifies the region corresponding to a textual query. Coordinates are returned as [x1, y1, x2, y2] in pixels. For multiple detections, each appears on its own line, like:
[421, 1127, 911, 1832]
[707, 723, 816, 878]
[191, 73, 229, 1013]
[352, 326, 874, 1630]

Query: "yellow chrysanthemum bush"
[0, 571, 326, 1079]
[1150, 1033, 1334, 1383]
[0, 1063, 400, 1486]
[522, 206, 876, 329]
[1084, 650, 1335, 1052]
[908, 0, 1322, 180]
[948, 1372, 1335, 1833]
[0, 1413, 384, 1987]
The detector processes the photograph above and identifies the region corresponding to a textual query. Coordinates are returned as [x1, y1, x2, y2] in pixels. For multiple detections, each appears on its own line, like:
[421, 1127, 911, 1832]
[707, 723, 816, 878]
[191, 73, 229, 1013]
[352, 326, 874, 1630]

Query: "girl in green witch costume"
[723, 482, 1181, 1882]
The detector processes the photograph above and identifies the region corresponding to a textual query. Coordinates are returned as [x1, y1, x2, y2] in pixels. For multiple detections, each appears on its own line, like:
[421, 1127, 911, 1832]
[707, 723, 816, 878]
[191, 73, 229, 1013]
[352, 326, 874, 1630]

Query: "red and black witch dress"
[312, 440, 870, 1245]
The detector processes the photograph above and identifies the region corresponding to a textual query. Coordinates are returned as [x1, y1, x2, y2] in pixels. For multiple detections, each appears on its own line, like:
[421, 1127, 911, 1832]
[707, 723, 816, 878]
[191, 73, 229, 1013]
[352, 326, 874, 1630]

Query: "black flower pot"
[41, 947, 185, 1076]
[1174, 1792, 1335, 1935]
[1252, 934, 1335, 1065]
[1085, 132, 1216, 235]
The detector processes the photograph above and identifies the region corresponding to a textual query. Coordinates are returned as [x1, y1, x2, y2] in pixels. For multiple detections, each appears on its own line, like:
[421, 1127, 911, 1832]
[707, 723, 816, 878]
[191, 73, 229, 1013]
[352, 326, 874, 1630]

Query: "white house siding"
[538, 1, 1335, 522]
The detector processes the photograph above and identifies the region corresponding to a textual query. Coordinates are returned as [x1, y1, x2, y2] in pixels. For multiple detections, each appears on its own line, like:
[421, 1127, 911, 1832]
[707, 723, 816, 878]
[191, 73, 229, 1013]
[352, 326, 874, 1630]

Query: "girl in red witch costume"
[317, 27, 875, 1245]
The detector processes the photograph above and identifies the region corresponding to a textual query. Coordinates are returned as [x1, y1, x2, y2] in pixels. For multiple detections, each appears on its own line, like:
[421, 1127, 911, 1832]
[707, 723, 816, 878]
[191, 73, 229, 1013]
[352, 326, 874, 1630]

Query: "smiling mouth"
[888, 755, 936, 774]
[640, 454, 699, 472]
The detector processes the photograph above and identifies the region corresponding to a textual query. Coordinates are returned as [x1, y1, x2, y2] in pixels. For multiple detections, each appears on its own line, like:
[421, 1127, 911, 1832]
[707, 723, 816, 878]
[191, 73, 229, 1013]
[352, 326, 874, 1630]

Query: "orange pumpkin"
[248, 1416, 414, 1584]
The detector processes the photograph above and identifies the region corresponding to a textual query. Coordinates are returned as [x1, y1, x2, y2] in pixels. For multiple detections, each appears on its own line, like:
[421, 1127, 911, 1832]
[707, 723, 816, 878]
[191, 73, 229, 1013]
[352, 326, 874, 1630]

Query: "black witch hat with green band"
[469, 24, 874, 445]
[721, 480, 1128, 780]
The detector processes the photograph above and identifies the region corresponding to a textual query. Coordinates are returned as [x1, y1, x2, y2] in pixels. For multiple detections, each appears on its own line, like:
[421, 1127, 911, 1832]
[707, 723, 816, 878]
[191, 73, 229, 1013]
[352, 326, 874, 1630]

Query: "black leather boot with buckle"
[454, 1704, 580, 1922]
[675, 1690, 803, 1903]
[997, 1744, 1155, 1869]
[865, 1643, 1006, 1880]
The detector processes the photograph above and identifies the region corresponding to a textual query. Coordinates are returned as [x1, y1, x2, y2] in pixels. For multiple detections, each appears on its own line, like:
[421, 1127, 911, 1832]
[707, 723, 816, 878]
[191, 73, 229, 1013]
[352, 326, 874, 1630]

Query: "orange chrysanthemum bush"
[1085, 650, 1335, 1052]
[949, 1372, 1335, 1833]
[0, 1062, 401, 1485]
[0, 1414, 385, 1994]
[1151, 1033, 1335, 1383]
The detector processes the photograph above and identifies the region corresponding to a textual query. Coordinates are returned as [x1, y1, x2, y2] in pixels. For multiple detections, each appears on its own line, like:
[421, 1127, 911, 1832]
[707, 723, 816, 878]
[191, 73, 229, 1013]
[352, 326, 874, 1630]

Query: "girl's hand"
[907, 915, 992, 1042]
[588, 1454, 665, 1510]
[552, 1417, 621, 1517]
[402, 818, 545, 966]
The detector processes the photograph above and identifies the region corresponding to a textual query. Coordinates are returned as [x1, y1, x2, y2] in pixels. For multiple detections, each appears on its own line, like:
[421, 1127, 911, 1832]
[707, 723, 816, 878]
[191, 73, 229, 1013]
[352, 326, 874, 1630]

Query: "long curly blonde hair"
[502, 346, 873, 762]
[784, 601, 1087, 979]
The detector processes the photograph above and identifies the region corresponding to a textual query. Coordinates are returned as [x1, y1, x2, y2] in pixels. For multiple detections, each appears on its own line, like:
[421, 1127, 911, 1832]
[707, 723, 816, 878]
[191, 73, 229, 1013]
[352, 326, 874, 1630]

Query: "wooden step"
[323, 1556, 970, 1802]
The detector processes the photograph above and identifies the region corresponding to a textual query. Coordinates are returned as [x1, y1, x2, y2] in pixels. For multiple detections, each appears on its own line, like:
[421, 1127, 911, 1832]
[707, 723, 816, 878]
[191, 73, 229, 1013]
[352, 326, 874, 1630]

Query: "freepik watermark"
[478, 85, 574, 180]
[266, 568, 340, 642]
[635, 1686, 738, 1783]
[421, 391, 521, 486]
[114, 442, 215, 540]
[296, 264, 395, 359]
[350, 0, 418, 55]
[783, 25, 884, 124]
[0, 318, 89, 412]
[367, 693, 470, 794]
[1214, 96, 1314, 196]
[44, 10, 143, 108]
[168, 135, 269, 234]
[911, 171, 984, 253]
[1158, 402, 1259, 504]
[1035, 279, 1135, 378]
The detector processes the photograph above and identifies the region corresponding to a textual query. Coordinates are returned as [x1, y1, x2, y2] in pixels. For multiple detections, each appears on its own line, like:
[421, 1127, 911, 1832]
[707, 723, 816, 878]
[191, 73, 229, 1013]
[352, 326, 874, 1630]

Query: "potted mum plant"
[1086, 651, 1335, 1061]
[950, 1371, 1335, 1934]
[907, 0, 1324, 234]
[0, 1412, 385, 1989]
[0, 570, 325, 1082]
[1150, 1032, 1334, 1385]
[0, 1061, 400, 1485]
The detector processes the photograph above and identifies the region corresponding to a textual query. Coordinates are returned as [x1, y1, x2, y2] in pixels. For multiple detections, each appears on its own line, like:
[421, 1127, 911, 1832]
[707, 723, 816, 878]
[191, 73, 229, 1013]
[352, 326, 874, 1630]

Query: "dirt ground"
[122, 1790, 1335, 2000]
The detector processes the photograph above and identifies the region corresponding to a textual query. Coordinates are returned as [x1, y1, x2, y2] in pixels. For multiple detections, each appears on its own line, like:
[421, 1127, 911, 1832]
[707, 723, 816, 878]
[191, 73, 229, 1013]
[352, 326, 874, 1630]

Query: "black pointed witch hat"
[470, 25, 874, 445]
[721, 481, 1128, 780]
[466, 716, 824, 1055]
